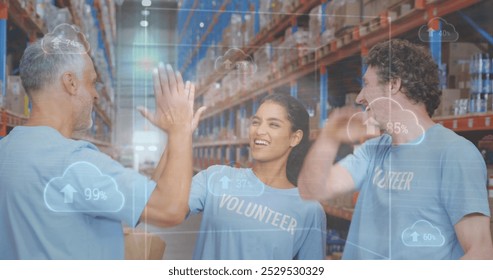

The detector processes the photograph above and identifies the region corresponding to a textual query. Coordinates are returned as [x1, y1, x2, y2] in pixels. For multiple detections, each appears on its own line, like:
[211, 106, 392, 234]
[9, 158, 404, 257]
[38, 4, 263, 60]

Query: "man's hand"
[322, 106, 379, 144]
[138, 63, 206, 133]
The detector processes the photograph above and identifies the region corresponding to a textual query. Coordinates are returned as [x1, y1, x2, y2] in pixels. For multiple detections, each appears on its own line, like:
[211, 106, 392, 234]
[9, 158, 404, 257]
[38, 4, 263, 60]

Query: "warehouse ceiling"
[115, 0, 178, 109]
[113, 0, 179, 149]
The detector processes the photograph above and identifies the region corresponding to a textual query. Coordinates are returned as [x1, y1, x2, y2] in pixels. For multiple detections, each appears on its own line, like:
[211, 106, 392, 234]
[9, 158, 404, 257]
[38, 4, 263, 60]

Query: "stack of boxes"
[259, 0, 284, 31]
[308, 4, 335, 49]
[363, 0, 403, 18]
[332, 0, 361, 36]
[276, 28, 310, 71]
[435, 42, 485, 117]
[251, 44, 272, 86]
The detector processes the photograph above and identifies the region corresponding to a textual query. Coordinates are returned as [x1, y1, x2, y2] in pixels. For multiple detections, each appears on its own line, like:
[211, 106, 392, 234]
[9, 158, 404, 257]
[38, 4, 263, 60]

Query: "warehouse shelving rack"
[179, 0, 491, 221]
[0, 0, 115, 148]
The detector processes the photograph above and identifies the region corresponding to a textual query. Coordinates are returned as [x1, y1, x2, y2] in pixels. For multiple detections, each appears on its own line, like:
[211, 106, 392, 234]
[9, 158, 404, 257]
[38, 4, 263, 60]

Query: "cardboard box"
[124, 228, 166, 260]
[363, 0, 402, 19]
[363, 0, 388, 18]
[333, 0, 361, 34]
[448, 42, 484, 89]
[437, 88, 468, 116]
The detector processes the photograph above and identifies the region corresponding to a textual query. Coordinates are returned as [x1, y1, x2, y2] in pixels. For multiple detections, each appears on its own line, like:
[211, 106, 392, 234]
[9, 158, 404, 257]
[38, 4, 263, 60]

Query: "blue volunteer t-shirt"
[189, 165, 326, 260]
[0, 126, 156, 259]
[339, 124, 490, 259]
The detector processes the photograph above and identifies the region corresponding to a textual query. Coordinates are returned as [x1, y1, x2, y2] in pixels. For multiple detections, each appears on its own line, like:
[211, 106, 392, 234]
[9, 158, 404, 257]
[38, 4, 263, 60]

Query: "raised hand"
[138, 63, 206, 133]
[322, 106, 380, 143]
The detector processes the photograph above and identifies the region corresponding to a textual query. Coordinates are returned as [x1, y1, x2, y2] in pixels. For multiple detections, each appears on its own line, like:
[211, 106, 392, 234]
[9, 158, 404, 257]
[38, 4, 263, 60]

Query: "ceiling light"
[141, 10, 150, 16]
[140, 20, 149, 27]
[148, 145, 158, 152]
[142, 0, 151, 7]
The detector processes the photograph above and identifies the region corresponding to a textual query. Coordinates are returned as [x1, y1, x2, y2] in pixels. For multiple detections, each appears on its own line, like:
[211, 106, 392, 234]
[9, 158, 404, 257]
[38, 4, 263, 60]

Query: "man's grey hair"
[19, 39, 87, 96]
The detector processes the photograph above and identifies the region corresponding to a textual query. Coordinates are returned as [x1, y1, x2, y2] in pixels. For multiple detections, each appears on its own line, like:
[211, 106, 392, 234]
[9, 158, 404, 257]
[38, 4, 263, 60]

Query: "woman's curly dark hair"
[365, 39, 441, 116]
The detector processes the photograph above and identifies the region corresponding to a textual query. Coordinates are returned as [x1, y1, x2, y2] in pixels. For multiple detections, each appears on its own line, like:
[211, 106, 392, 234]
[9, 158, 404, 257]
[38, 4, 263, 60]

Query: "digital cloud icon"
[418, 17, 459, 42]
[214, 48, 257, 77]
[44, 161, 125, 212]
[42, 23, 90, 54]
[207, 166, 264, 197]
[402, 220, 445, 247]
[347, 97, 425, 145]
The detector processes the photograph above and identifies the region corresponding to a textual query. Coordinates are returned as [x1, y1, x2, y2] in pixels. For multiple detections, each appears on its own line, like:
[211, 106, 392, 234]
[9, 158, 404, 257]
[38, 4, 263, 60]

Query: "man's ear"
[290, 129, 303, 148]
[390, 78, 402, 95]
[62, 72, 78, 96]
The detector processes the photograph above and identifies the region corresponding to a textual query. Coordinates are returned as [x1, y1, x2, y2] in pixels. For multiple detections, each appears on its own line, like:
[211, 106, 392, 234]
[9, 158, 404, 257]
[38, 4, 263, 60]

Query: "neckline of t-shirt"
[389, 123, 441, 150]
[246, 168, 299, 194]
[14, 125, 63, 136]
[14, 125, 93, 146]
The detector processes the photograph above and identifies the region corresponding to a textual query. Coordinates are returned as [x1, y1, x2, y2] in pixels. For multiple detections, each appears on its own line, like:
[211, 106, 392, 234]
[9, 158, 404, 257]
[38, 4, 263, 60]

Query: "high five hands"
[138, 63, 206, 133]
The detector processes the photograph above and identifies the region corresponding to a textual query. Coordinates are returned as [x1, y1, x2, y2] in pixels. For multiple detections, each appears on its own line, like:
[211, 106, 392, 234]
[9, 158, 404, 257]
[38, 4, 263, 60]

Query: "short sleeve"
[188, 168, 209, 216]
[441, 140, 490, 224]
[338, 142, 372, 190]
[60, 144, 156, 227]
[294, 204, 327, 260]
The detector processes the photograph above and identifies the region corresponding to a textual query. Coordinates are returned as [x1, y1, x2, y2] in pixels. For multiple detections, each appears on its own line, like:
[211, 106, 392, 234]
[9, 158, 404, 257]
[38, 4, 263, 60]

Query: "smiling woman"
[186, 93, 326, 260]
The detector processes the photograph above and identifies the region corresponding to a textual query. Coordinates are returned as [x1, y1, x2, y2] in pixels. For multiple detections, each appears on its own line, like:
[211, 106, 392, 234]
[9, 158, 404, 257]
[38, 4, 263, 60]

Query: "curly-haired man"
[299, 39, 493, 259]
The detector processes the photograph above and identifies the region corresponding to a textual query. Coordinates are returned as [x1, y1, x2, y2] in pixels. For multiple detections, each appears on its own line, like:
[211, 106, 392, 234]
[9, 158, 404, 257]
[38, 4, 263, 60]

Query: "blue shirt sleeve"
[294, 204, 327, 260]
[188, 167, 209, 216]
[440, 140, 490, 225]
[338, 142, 372, 190]
[61, 144, 156, 227]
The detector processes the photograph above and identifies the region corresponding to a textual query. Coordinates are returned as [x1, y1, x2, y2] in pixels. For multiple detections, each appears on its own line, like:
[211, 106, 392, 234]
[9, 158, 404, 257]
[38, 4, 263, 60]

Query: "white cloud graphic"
[42, 23, 90, 54]
[44, 161, 124, 212]
[346, 97, 425, 145]
[207, 165, 264, 197]
[402, 220, 445, 247]
[214, 48, 257, 76]
[418, 17, 459, 42]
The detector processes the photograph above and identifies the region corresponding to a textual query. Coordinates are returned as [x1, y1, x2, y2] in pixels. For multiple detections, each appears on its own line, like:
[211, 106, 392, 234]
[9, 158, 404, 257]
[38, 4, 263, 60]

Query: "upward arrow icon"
[219, 176, 231, 190]
[410, 231, 420, 242]
[60, 184, 77, 204]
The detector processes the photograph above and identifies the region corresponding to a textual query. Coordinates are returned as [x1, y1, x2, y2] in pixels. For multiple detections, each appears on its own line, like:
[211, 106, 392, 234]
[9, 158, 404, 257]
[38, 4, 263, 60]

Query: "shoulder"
[365, 134, 391, 146]
[291, 188, 326, 214]
[430, 125, 481, 157]
[428, 124, 468, 144]
[295, 197, 326, 226]
[70, 140, 114, 162]
[72, 140, 100, 152]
